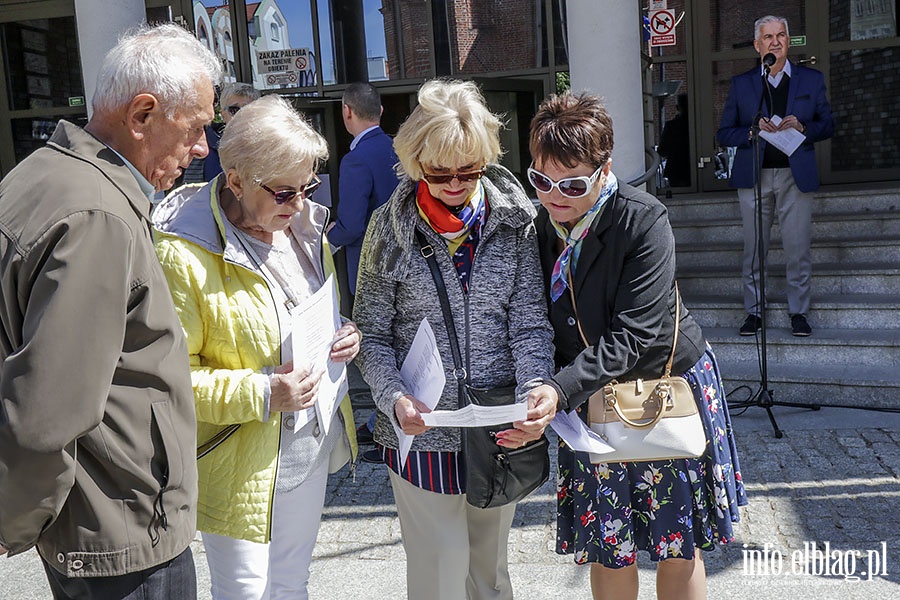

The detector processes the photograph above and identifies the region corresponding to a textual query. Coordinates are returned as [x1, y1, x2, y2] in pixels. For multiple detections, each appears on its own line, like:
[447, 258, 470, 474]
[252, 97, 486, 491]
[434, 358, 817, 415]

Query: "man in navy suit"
[327, 83, 399, 298]
[718, 15, 834, 337]
[327, 83, 399, 462]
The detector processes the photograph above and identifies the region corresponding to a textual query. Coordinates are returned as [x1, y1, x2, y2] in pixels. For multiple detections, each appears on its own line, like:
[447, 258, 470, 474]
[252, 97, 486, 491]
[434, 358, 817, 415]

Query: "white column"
[73, 0, 145, 118]
[566, 0, 646, 185]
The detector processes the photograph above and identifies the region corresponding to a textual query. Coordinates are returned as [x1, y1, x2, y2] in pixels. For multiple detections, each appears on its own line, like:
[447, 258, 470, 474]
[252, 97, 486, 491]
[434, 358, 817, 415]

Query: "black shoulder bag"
[415, 229, 549, 509]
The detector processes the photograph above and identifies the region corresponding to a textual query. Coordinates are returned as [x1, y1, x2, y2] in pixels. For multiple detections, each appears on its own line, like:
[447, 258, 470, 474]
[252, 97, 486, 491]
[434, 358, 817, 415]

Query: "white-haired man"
[0, 23, 221, 599]
[718, 15, 834, 337]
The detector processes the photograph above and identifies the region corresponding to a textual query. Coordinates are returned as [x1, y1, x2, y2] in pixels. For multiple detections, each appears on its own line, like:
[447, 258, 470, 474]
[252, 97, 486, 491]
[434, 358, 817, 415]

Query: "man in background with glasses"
[183, 81, 259, 185]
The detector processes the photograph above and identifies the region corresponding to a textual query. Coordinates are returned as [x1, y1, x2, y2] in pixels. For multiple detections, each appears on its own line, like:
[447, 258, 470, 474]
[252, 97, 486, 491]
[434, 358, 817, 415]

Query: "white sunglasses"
[527, 165, 604, 198]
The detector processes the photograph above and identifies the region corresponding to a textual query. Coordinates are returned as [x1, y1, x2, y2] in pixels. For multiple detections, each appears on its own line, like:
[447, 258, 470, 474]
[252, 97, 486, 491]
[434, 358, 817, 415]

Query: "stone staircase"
[665, 184, 900, 410]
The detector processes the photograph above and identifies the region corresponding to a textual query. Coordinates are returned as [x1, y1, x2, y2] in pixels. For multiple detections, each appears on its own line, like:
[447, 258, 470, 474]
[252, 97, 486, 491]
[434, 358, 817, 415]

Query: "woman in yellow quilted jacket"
[153, 94, 358, 599]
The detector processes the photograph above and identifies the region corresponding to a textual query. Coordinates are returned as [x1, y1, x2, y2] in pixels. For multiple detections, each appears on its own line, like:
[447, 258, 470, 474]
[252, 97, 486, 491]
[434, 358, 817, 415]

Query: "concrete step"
[684, 293, 900, 329]
[671, 209, 900, 244]
[720, 362, 900, 410]
[704, 326, 900, 366]
[661, 186, 900, 221]
[676, 262, 900, 296]
[674, 236, 900, 267]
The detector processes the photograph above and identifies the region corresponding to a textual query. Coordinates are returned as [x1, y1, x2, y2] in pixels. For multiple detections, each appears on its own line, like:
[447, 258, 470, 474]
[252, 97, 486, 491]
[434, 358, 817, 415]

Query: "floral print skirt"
[556, 346, 747, 567]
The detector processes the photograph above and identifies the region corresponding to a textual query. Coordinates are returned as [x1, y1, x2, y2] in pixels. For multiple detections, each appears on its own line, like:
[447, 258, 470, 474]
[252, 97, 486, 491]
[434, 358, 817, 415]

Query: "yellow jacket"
[153, 179, 357, 543]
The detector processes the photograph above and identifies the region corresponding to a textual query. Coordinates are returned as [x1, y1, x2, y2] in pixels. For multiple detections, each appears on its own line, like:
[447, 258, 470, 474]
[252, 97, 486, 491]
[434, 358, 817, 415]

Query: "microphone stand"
[730, 62, 820, 437]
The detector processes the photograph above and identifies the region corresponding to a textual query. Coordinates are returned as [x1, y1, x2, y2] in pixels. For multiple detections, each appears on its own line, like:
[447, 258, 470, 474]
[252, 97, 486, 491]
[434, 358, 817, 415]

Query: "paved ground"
[3, 394, 899, 599]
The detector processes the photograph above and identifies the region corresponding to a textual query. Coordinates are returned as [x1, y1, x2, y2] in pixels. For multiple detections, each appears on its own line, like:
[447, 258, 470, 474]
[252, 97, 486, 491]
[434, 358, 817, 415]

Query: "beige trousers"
[388, 470, 517, 600]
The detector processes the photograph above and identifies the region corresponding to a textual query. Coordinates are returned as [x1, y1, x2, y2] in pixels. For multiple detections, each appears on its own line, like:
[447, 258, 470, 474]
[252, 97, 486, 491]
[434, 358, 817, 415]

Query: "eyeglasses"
[527, 165, 604, 198]
[225, 105, 243, 117]
[421, 168, 486, 185]
[255, 176, 322, 205]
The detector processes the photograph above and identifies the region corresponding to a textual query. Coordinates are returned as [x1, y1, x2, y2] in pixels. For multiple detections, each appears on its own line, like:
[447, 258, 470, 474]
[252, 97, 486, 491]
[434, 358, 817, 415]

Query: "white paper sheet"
[291, 275, 348, 434]
[395, 318, 446, 468]
[549, 409, 616, 455]
[421, 403, 528, 427]
[759, 115, 805, 157]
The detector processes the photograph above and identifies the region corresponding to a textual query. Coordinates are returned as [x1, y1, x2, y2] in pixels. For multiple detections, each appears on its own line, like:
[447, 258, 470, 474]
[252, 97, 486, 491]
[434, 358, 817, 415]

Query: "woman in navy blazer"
[531, 92, 747, 600]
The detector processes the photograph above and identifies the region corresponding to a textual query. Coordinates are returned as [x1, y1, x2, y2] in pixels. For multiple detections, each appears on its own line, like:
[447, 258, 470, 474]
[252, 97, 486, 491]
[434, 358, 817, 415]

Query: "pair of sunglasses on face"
[527, 165, 604, 198]
[254, 176, 322, 205]
[421, 168, 486, 185]
[225, 105, 243, 117]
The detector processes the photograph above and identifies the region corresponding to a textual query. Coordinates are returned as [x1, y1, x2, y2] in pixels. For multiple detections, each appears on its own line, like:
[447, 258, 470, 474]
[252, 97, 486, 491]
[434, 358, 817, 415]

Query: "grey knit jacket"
[353, 164, 555, 452]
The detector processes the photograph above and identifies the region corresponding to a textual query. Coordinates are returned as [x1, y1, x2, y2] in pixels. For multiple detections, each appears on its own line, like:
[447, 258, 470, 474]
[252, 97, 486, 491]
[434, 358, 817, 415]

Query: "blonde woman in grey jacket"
[353, 79, 558, 600]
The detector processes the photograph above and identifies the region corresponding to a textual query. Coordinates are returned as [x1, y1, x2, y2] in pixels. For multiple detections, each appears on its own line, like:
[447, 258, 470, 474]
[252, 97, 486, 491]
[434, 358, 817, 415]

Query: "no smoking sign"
[649, 9, 676, 47]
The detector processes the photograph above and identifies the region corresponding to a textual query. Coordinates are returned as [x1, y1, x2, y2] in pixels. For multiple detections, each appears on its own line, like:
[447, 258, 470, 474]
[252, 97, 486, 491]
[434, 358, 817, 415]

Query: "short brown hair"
[529, 92, 614, 170]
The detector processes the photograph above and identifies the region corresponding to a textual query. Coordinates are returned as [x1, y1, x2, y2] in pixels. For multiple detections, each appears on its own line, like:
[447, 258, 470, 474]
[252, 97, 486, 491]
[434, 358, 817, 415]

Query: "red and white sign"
[649, 9, 677, 47]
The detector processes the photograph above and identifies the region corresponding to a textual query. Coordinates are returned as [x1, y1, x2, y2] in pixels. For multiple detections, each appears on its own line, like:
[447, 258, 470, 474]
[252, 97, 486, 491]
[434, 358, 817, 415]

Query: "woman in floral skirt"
[529, 91, 747, 599]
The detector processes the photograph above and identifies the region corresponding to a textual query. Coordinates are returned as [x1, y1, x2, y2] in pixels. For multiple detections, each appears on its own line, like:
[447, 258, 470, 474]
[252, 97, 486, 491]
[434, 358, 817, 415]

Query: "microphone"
[762, 53, 777, 74]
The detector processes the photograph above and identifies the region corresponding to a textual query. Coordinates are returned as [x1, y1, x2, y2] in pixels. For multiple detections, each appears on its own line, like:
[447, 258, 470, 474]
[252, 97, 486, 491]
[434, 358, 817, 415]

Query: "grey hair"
[219, 94, 328, 186]
[754, 15, 790, 40]
[220, 82, 260, 105]
[393, 79, 503, 182]
[92, 23, 222, 117]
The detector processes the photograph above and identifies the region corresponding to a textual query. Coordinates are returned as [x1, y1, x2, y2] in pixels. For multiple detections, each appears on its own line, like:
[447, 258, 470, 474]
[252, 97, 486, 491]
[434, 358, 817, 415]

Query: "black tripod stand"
[730, 64, 819, 438]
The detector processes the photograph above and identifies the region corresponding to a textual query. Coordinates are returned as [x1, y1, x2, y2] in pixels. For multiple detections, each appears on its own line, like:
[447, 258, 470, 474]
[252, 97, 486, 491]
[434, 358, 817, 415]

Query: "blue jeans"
[42, 547, 196, 600]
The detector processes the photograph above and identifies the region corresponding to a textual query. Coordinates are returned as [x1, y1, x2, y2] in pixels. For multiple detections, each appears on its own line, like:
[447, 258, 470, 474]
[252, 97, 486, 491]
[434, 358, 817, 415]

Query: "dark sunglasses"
[422, 168, 486, 185]
[225, 105, 243, 117]
[256, 176, 322, 204]
[527, 165, 604, 198]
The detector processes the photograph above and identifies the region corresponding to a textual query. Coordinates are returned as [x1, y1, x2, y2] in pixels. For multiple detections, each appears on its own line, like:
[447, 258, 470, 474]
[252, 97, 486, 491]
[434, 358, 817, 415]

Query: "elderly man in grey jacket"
[0, 24, 220, 599]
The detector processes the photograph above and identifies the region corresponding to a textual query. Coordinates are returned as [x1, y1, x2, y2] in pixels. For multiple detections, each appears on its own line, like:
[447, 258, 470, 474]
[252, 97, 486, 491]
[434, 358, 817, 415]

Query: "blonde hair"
[218, 94, 328, 185]
[393, 79, 503, 181]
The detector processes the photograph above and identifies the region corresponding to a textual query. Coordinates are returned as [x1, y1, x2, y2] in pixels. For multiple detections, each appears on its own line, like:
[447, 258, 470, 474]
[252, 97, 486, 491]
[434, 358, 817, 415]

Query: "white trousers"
[389, 470, 517, 600]
[202, 460, 330, 600]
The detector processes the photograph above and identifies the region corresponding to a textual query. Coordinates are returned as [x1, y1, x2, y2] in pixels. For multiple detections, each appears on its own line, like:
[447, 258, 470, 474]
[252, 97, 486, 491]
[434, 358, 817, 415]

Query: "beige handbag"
[568, 281, 707, 463]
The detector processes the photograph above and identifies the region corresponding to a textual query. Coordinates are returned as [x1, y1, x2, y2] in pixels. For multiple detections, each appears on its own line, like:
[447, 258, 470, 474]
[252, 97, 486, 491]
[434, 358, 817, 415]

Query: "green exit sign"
[68, 96, 85, 107]
[790, 35, 807, 46]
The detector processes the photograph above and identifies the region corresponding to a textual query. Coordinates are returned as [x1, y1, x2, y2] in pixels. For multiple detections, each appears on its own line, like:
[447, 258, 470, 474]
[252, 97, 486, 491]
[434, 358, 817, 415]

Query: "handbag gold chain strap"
[568, 276, 682, 429]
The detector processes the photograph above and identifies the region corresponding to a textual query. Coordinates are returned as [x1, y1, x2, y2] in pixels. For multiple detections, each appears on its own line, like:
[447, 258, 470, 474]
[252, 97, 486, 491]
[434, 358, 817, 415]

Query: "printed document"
[759, 115, 805, 157]
[292, 275, 348, 434]
[396, 318, 446, 468]
[549, 409, 615, 455]
[421, 403, 527, 427]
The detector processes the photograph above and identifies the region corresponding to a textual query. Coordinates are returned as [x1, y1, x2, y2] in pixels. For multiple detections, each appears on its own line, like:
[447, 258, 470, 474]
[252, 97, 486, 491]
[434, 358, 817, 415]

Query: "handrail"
[627, 147, 662, 187]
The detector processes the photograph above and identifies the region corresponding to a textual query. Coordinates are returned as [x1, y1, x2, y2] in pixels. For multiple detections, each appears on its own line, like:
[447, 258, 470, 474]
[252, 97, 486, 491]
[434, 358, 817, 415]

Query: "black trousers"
[42, 546, 196, 600]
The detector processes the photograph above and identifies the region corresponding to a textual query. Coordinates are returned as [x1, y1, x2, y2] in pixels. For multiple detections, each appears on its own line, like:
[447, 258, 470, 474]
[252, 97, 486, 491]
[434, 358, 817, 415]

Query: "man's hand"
[777, 114, 804, 133]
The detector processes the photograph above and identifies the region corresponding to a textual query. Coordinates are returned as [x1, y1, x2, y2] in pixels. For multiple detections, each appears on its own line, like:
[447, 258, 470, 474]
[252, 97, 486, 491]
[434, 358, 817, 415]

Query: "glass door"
[0, 0, 86, 176]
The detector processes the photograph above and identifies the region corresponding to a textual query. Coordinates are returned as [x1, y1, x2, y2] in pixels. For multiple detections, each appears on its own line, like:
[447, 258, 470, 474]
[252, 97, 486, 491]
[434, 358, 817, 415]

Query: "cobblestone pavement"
[2, 406, 899, 599]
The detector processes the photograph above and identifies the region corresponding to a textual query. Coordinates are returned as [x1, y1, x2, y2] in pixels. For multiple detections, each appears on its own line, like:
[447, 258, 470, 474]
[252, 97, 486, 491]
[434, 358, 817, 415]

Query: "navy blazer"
[327, 126, 399, 294]
[537, 182, 706, 412]
[717, 62, 834, 193]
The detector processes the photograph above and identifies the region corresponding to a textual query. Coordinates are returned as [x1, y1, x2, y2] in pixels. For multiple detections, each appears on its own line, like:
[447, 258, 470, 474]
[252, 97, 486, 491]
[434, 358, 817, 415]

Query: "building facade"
[0, 0, 898, 193]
